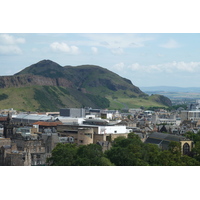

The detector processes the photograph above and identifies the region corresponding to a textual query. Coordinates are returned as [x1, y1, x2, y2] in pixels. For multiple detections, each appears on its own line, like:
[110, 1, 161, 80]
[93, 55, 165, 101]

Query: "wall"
[0, 138, 11, 147]
[60, 108, 85, 118]
[99, 126, 127, 134]
[77, 128, 94, 145]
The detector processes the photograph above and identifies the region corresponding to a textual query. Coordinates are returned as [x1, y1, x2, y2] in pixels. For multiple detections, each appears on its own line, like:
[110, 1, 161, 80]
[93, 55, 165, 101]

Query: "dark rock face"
[13, 60, 145, 95]
[0, 75, 73, 88]
[155, 95, 172, 107]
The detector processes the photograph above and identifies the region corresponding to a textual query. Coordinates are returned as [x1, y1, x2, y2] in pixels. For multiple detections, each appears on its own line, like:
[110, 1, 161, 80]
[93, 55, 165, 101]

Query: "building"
[60, 108, 85, 118]
[12, 113, 55, 124]
[15, 126, 39, 137]
[57, 121, 131, 151]
[32, 121, 63, 132]
[180, 110, 200, 121]
[151, 113, 180, 126]
[144, 132, 193, 155]
[56, 116, 85, 125]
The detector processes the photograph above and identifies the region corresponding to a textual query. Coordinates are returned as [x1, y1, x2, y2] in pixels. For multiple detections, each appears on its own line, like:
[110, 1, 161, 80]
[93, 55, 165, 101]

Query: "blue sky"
[1, 1, 200, 88]
[1, 33, 200, 87]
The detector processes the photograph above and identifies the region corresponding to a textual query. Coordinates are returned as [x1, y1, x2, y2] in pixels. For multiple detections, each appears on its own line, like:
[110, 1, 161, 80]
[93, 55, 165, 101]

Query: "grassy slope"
[0, 86, 81, 112]
[0, 85, 168, 111]
[108, 96, 167, 110]
[0, 85, 110, 111]
[0, 87, 39, 111]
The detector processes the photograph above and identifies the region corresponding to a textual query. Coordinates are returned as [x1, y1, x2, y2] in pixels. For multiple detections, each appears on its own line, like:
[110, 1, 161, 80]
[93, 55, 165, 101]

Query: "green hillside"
[0, 60, 172, 111]
[0, 86, 111, 111]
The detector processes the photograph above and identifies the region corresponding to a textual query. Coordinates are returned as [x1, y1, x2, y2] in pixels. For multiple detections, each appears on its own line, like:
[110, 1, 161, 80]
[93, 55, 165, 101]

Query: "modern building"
[12, 113, 55, 124]
[57, 121, 132, 151]
[60, 108, 85, 118]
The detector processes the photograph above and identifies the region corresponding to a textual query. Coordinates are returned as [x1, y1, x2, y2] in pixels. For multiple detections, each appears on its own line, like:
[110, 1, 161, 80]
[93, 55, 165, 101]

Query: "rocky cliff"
[0, 74, 73, 88]
[0, 60, 172, 111]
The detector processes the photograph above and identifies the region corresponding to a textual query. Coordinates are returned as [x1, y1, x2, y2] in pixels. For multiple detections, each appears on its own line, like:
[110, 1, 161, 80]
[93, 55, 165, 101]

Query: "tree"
[75, 144, 107, 166]
[105, 133, 149, 166]
[180, 155, 200, 166]
[191, 141, 200, 161]
[47, 143, 78, 166]
[142, 143, 161, 166]
[105, 146, 147, 166]
[168, 141, 181, 156]
[47, 143, 114, 166]
[128, 132, 141, 140]
[75, 144, 101, 166]
[157, 150, 181, 166]
[99, 157, 115, 166]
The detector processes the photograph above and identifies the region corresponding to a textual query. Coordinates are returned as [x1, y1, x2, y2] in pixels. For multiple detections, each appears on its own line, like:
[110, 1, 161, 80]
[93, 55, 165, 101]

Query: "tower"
[3, 113, 14, 138]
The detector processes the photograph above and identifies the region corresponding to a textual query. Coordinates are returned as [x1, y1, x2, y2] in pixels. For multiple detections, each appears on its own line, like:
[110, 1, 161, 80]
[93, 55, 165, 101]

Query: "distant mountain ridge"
[0, 60, 172, 111]
[141, 86, 200, 93]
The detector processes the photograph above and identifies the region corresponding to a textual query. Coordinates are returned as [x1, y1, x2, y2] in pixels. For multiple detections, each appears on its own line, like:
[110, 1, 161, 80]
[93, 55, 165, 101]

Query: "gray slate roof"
[147, 132, 189, 142]
[145, 132, 190, 147]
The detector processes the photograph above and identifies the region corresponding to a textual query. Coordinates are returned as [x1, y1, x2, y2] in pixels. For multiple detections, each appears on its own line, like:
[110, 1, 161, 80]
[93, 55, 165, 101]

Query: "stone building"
[57, 124, 129, 151]
[144, 132, 193, 155]
[32, 121, 63, 132]
[0, 142, 31, 166]
[12, 137, 46, 166]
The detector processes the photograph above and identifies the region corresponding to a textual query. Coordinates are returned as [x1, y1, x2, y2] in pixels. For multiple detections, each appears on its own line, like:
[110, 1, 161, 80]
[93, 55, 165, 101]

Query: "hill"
[0, 60, 172, 111]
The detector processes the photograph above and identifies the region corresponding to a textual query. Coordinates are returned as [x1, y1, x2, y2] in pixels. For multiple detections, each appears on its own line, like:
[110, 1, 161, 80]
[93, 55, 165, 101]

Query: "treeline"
[47, 133, 200, 166]
[147, 104, 187, 111]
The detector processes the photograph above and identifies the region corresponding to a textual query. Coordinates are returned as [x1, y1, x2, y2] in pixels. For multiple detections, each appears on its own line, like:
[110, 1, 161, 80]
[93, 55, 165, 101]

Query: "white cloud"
[72, 33, 154, 49]
[159, 39, 180, 48]
[111, 48, 124, 55]
[50, 42, 80, 54]
[91, 47, 98, 54]
[0, 45, 22, 55]
[70, 45, 79, 54]
[0, 34, 25, 45]
[0, 34, 25, 55]
[128, 63, 140, 71]
[112, 62, 125, 71]
[114, 61, 200, 74]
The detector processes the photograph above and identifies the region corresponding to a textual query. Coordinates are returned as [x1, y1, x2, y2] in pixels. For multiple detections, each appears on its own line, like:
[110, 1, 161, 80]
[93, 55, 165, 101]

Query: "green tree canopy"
[47, 132, 200, 166]
[47, 143, 114, 166]
[75, 144, 104, 166]
[47, 143, 78, 166]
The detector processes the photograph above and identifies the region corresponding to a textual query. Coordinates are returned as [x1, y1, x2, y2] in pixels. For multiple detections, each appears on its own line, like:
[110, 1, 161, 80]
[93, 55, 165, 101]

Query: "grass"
[0, 85, 168, 112]
[107, 95, 167, 110]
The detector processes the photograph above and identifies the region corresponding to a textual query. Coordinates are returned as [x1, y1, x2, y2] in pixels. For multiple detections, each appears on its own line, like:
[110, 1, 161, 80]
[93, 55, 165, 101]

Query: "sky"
[1, 33, 200, 88]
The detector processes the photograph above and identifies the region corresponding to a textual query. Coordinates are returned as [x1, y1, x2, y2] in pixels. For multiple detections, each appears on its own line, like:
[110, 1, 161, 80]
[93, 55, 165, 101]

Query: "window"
[79, 140, 83, 143]
[37, 154, 40, 159]
[84, 133, 92, 138]
[183, 143, 190, 155]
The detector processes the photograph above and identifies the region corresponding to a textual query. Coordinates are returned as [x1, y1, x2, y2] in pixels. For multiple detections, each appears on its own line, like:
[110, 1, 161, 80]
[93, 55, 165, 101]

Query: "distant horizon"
[140, 85, 200, 88]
